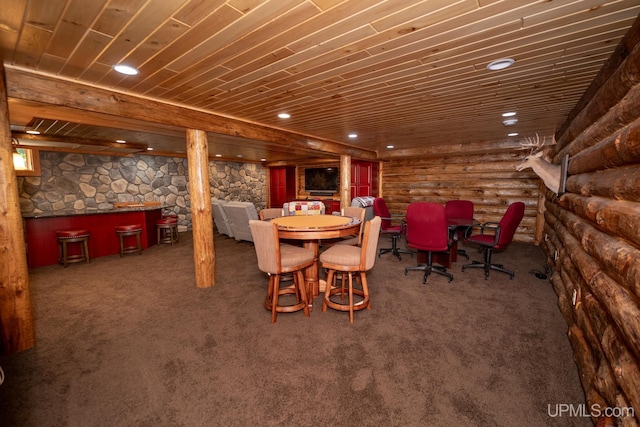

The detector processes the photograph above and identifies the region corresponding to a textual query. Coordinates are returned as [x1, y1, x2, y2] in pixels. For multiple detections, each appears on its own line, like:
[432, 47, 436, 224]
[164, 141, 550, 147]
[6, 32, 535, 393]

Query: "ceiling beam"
[12, 132, 149, 152]
[5, 67, 378, 161]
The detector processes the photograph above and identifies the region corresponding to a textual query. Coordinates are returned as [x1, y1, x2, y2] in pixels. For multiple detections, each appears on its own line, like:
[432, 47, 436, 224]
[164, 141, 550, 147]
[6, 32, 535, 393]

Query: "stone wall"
[18, 151, 266, 230]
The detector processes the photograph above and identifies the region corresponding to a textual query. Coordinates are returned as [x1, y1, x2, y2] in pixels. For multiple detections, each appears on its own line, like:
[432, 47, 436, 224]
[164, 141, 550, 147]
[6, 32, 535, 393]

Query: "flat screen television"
[304, 167, 339, 193]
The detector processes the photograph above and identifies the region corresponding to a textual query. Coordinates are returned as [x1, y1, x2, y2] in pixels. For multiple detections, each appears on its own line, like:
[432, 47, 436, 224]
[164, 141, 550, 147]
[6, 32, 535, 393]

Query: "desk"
[271, 215, 361, 302]
[416, 217, 477, 268]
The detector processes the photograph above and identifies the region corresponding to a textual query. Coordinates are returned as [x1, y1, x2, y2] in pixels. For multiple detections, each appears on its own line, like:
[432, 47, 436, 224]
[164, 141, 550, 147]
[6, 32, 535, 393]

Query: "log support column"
[186, 129, 215, 288]
[0, 63, 35, 354]
[340, 155, 351, 210]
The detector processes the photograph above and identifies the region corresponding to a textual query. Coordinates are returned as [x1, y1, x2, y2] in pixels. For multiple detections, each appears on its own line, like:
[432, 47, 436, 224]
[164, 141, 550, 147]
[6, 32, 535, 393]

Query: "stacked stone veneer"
[18, 151, 266, 230]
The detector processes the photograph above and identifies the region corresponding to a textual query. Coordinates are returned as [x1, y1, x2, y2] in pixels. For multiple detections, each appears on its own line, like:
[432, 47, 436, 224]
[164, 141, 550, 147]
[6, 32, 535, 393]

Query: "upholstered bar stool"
[56, 229, 90, 267]
[156, 217, 178, 245]
[115, 224, 143, 256]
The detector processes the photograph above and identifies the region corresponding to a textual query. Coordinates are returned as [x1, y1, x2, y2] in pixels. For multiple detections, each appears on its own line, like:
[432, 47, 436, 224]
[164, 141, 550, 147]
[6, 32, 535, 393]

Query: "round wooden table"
[271, 215, 361, 304]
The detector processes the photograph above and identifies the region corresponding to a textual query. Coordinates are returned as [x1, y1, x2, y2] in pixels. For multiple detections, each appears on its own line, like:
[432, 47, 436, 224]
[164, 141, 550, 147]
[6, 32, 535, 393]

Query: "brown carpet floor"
[0, 231, 589, 426]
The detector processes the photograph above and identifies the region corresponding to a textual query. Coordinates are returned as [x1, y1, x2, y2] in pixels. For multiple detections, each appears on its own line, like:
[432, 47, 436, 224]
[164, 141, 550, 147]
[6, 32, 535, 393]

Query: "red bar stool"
[56, 229, 90, 267]
[115, 224, 143, 256]
[156, 217, 178, 245]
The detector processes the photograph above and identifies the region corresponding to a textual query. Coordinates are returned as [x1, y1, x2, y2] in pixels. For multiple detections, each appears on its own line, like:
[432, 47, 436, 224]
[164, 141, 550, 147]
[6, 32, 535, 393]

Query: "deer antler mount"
[515, 134, 565, 195]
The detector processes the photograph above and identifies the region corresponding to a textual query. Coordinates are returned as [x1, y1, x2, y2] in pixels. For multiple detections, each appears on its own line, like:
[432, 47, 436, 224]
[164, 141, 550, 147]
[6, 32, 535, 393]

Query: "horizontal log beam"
[567, 117, 640, 174]
[556, 204, 640, 297]
[567, 164, 640, 203]
[552, 214, 640, 363]
[13, 132, 149, 152]
[560, 193, 640, 247]
[555, 29, 640, 152]
[5, 67, 378, 161]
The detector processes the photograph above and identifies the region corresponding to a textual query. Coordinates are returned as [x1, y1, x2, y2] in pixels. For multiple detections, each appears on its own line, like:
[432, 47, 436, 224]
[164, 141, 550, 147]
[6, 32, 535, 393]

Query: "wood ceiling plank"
[246, 10, 632, 109]
[97, 0, 187, 66]
[11, 23, 51, 69]
[167, 0, 304, 73]
[522, 0, 639, 28]
[370, 0, 476, 33]
[174, 0, 227, 26]
[127, 4, 241, 88]
[61, 29, 112, 78]
[285, 0, 405, 53]
[161, 71, 228, 102]
[227, 0, 267, 14]
[22, 0, 66, 32]
[364, 0, 533, 57]
[35, 53, 66, 75]
[158, 2, 315, 94]
[92, 0, 147, 37]
[47, 0, 105, 59]
[117, 18, 191, 90]
[79, 61, 113, 82]
[0, 0, 27, 61]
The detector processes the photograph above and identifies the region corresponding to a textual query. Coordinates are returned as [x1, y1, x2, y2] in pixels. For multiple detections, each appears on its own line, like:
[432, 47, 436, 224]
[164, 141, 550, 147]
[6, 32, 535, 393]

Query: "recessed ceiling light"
[487, 58, 515, 71]
[146, 147, 153, 151]
[116, 139, 126, 144]
[348, 133, 358, 139]
[26, 130, 40, 135]
[260, 158, 266, 162]
[236, 154, 243, 158]
[215, 154, 222, 157]
[113, 64, 140, 75]
[503, 118, 518, 126]
[278, 113, 290, 119]
[386, 145, 394, 149]
[508, 132, 519, 137]
[502, 112, 517, 117]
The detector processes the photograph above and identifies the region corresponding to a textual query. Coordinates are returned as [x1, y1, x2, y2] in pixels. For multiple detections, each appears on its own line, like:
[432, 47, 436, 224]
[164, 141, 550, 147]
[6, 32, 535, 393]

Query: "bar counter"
[23, 205, 166, 267]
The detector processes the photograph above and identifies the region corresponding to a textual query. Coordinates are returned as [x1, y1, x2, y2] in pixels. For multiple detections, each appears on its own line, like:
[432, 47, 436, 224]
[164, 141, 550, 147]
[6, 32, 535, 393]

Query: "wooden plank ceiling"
[1, 0, 639, 163]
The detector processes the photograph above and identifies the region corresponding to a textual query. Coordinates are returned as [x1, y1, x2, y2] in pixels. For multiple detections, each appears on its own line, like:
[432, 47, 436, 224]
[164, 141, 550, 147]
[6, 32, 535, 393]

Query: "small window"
[14, 147, 41, 176]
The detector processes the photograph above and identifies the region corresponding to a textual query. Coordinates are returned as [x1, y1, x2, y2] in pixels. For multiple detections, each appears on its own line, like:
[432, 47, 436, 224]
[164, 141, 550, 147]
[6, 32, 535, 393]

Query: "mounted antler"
[515, 134, 562, 194]
[518, 133, 555, 156]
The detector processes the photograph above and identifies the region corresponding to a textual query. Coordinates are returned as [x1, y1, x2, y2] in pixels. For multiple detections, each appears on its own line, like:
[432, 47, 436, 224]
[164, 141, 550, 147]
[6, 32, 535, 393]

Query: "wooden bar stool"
[156, 217, 178, 245]
[115, 224, 143, 256]
[56, 229, 90, 268]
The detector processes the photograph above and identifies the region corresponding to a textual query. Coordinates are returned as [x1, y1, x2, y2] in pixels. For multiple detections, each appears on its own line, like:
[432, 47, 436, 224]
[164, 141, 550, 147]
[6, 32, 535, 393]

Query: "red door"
[270, 167, 287, 208]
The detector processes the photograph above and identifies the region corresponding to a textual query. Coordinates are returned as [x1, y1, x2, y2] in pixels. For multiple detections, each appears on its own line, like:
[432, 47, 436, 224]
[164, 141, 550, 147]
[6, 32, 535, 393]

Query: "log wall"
[381, 151, 541, 243]
[544, 17, 640, 426]
[382, 16, 640, 424]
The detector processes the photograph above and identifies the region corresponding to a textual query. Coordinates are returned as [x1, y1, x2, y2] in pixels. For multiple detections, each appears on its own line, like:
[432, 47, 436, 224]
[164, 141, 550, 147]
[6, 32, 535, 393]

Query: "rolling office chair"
[404, 202, 454, 284]
[373, 197, 413, 261]
[461, 202, 525, 279]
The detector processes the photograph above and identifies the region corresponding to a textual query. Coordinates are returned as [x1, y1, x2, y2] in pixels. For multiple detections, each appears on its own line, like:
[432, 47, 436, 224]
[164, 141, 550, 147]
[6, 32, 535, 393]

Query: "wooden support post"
[0, 63, 35, 354]
[340, 155, 351, 210]
[186, 129, 215, 288]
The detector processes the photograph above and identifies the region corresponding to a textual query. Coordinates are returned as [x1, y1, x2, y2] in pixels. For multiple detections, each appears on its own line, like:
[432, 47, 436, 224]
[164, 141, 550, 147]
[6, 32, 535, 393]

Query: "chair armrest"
[465, 222, 501, 246]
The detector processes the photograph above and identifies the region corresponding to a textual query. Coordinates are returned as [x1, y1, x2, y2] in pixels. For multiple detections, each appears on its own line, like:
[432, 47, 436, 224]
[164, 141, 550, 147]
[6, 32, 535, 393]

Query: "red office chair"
[445, 200, 474, 260]
[373, 198, 413, 261]
[461, 202, 525, 279]
[404, 202, 453, 284]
